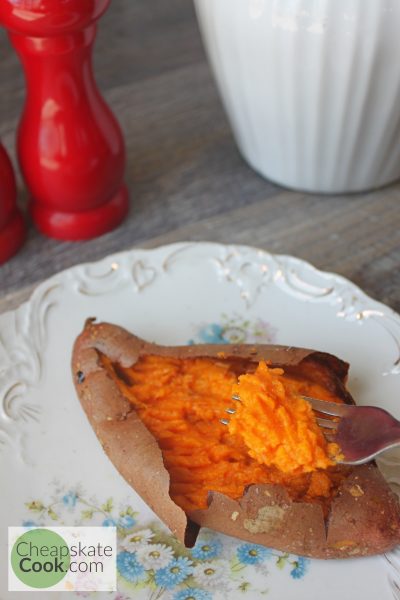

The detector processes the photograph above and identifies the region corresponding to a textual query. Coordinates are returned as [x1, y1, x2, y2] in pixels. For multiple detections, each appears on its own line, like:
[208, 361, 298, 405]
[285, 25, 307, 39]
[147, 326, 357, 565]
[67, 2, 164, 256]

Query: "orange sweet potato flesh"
[100, 354, 343, 516]
[72, 320, 400, 558]
[229, 361, 343, 473]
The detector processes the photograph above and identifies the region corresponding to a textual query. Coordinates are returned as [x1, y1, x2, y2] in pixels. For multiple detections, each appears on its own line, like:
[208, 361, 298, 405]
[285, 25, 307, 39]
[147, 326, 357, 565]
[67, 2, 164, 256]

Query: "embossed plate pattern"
[1, 242, 399, 599]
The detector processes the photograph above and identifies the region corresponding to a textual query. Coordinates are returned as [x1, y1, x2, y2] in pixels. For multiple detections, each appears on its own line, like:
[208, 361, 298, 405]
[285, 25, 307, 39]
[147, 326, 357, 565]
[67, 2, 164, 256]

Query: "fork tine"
[220, 418, 230, 426]
[323, 432, 338, 443]
[232, 394, 242, 403]
[302, 396, 350, 417]
[226, 408, 236, 415]
[316, 417, 338, 430]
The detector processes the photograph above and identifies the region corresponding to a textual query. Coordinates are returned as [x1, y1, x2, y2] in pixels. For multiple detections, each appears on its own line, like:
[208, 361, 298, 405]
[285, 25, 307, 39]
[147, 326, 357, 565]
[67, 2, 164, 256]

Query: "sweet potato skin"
[72, 320, 400, 558]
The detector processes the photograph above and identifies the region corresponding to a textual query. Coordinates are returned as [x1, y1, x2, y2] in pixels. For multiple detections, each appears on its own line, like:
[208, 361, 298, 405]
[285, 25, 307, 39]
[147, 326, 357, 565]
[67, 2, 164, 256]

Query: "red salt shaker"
[0, 143, 25, 264]
[0, 0, 129, 241]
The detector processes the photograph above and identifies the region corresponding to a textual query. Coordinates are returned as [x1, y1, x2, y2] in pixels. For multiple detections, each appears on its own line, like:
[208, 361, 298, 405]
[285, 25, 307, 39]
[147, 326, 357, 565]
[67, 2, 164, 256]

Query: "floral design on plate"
[188, 313, 278, 345]
[21, 487, 310, 599]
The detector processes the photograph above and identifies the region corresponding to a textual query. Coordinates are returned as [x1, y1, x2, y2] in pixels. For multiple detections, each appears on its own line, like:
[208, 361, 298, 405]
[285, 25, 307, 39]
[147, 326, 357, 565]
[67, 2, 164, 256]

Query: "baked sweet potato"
[72, 319, 400, 559]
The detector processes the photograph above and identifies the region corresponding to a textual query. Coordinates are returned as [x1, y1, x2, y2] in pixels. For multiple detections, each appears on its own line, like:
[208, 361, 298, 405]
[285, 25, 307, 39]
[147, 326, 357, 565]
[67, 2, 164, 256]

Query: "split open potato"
[72, 320, 400, 559]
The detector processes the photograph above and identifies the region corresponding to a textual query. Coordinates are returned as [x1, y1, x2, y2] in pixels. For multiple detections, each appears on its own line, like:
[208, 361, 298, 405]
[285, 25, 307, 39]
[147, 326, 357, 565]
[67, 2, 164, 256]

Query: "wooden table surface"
[0, 0, 399, 315]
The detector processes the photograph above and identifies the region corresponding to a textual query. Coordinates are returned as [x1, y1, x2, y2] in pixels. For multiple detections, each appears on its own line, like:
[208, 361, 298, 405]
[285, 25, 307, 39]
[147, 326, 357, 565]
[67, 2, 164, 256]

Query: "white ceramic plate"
[1, 242, 400, 600]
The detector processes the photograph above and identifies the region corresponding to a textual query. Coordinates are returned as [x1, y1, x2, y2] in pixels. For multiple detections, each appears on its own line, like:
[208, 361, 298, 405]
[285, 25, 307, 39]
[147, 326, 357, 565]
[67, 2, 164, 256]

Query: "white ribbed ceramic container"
[194, 0, 400, 193]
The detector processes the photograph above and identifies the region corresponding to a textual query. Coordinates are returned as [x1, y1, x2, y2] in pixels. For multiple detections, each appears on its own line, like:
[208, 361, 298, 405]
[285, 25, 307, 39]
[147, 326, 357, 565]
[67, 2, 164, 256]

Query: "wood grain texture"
[0, 0, 399, 314]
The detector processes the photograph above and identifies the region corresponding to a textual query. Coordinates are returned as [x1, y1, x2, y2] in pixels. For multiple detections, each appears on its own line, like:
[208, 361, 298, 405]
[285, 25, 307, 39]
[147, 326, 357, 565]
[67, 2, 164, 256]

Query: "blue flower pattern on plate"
[194, 323, 229, 345]
[173, 589, 212, 600]
[237, 543, 272, 565]
[118, 515, 136, 529]
[290, 556, 310, 579]
[189, 313, 278, 347]
[191, 538, 222, 560]
[22, 520, 37, 528]
[62, 491, 78, 509]
[102, 517, 117, 527]
[117, 551, 145, 583]
[155, 557, 194, 588]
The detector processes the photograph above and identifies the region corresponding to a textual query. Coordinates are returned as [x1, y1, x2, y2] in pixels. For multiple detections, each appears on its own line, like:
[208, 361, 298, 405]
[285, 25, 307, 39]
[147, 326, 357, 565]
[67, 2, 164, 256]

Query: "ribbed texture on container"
[194, 0, 400, 193]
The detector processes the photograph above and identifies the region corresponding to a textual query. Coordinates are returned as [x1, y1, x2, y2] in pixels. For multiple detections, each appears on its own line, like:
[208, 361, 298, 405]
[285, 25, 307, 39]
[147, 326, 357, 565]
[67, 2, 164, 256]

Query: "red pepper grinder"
[0, 143, 25, 264]
[0, 0, 129, 241]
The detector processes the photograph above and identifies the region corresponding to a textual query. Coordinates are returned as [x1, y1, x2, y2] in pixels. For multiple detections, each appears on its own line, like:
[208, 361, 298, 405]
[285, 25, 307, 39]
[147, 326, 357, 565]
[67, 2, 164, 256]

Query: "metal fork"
[223, 395, 400, 465]
[301, 396, 400, 465]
